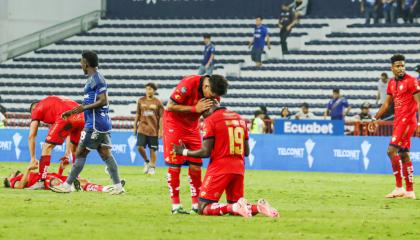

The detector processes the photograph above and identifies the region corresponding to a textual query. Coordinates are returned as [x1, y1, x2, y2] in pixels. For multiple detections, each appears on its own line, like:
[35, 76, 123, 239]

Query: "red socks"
[203, 203, 233, 216]
[39, 155, 51, 180]
[248, 204, 259, 216]
[188, 168, 202, 204]
[403, 161, 414, 192]
[391, 155, 403, 188]
[167, 168, 181, 204]
[83, 183, 104, 192]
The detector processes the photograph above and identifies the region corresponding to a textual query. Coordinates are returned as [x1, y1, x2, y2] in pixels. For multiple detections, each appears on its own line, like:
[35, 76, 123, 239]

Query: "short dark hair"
[254, 110, 264, 117]
[29, 101, 39, 113]
[301, 102, 309, 108]
[381, 72, 388, 78]
[256, 16, 263, 20]
[203, 34, 211, 39]
[145, 82, 157, 91]
[333, 89, 340, 94]
[391, 54, 405, 64]
[82, 50, 99, 68]
[209, 75, 228, 96]
[3, 178, 10, 188]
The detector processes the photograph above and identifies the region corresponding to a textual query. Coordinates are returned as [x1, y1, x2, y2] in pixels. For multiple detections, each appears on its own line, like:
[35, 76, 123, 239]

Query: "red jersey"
[387, 74, 420, 123]
[9, 172, 41, 188]
[31, 96, 80, 124]
[165, 75, 220, 132]
[203, 108, 249, 176]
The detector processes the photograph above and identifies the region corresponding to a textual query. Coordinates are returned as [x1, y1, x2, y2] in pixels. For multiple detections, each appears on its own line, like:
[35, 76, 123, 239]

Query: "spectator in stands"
[248, 16, 271, 67]
[250, 110, 267, 134]
[415, 64, 420, 79]
[324, 89, 351, 120]
[280, 107, 292, 119]
[376, 72, 389, 105]
[0, 111, 6, 128]
[278, 4, 298, 55]
[354, 102, 373, 121]
[383, 0, 397, 24]
[198, 34, 216, 75]
[361, 0, 380, 24]
[288, 0, 309, 18]
[260, 106, 273, 133]
[402, 0, 417, 23]
[294, 102, 316, 119]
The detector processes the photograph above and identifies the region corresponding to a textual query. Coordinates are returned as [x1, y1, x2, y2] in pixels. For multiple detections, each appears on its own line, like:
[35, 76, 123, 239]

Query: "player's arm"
[62, 93, 107, 119]
[248, 38, 254, 48]
[266, 34, 271, 49]
[205, 53, 215, 68]
[173, 138, 214, 158]
[244, 139, 250, 157]
[28, 120, 39, 164]
[15, 162, 37, 189]
[134, 99, 141, 135]
[158, 104, 163, 138]
[166, 98, 212, 113]
[344, 106, 352, 116]
[413, 92, 420, 135]
[368, 95, 393, 132]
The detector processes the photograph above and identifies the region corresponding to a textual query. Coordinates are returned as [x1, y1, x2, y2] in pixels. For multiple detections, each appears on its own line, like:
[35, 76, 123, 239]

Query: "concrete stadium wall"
[0, 0, 102, 44]
[1, 128, 419, 176]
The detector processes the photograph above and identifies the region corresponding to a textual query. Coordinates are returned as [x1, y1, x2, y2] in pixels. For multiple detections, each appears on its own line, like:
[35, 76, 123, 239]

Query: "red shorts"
[390, 120, 417, 151]
[199, 174, 244, 203]
[44, 173, 67, 190]
[46, 113, 84, 145]
[163, 123, 202, 166]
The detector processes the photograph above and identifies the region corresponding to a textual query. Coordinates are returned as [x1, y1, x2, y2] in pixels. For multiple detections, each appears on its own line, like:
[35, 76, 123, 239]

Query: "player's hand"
[60, 156, 70, 169]
[368, 120, 379, 133]
[62, 110, 72, 120]
[172, 144, 185, 155]
[416, 125, 420, 137]
[195, 98, 213, 113]
[27, 161, 38, 171]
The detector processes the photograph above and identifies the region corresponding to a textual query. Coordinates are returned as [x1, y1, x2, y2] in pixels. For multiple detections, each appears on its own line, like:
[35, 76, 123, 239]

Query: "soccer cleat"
[27, 181, 45, 190]
[385, 188, 406, 198]
[148, 167, 156, 175]
[102, 185, 115, 193]
[121, 179, 126, 188]
[257, 199, 279, 218]
[73, 179, 81, 191]
[172, 206, 190, 215]
[233, 198, 252, 218]
[143, 163, 150, 174]
[190, 208, 199, 215]
[401, 191, 416, 199]
[109, 186, 125, 195]
[50, 183, 71, 193]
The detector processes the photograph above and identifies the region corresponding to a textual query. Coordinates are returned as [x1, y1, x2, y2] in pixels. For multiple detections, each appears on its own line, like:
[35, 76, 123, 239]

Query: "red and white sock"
[188, 168, 202, 206]
[83, 183, 104, 192]
[391, 155, 403, 188]
[402, 161, 414, 192]
[39, 155, 51, 180]
[248, 204, 259, 216]
[167, 168, 181, 206]
[202, 203, 233, 216]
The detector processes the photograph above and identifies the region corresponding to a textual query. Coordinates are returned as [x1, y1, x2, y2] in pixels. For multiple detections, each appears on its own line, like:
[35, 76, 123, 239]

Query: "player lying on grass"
[173, 100, 278, 218]
[3, 161, 121, 192]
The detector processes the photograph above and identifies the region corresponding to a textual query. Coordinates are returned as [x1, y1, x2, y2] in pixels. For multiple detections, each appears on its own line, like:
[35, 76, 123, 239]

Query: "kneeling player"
[173, 100, 278, 218]
[3, 162, 118, 192]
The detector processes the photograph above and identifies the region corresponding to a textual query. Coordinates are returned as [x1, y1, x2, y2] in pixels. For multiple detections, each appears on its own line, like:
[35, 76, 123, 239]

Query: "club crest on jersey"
[175, 94, 181, 100]
[181, 87, 187, 93]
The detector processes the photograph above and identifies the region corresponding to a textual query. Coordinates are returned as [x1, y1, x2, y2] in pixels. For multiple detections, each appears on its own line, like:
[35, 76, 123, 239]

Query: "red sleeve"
[31, 105, 43, 121]
[203, 118, 215, 139]
[410, 77, 420, 95]
[386, 80, 393, 95]
[170, 78, 193, 105]
[242, 119, 249, 140]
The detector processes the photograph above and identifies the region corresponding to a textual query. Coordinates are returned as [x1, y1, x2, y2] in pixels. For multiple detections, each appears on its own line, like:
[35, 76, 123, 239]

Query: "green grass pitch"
[0, 162, 419, 240]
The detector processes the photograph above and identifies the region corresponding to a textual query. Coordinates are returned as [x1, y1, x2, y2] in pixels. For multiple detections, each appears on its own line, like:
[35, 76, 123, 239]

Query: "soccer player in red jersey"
[369, 54, 420, 199]
[29, 96, 85, 182]
[173, 100, 279, 218]
[3, 161, 119, 192]
[164, 74, 228, 214]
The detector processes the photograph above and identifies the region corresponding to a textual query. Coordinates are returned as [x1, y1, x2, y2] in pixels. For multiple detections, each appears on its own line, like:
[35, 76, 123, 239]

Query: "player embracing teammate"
[164, 74, 228, 214]
[369, 54, 420, 199]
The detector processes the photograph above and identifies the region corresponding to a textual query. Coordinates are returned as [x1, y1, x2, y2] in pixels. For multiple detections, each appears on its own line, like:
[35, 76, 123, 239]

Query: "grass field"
[0, 162, 419, 240]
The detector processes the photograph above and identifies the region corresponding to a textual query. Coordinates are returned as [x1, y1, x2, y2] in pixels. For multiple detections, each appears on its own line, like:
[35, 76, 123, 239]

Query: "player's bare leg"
[399, 152, 415, 199]
[148, 148, 157, 175]
[188, 164, 202, 213]
[138, 146, 150, 173]
[385, 145, 406, 198]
